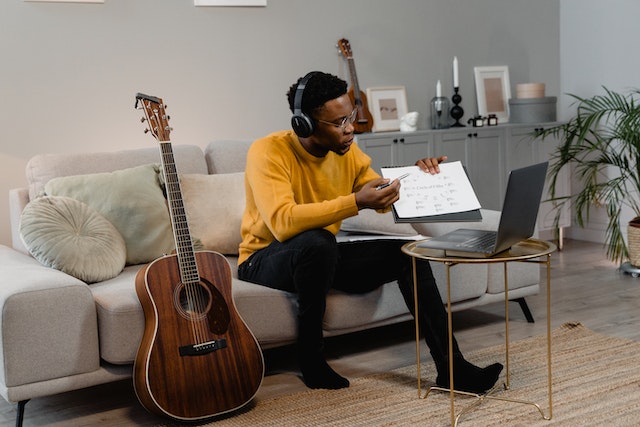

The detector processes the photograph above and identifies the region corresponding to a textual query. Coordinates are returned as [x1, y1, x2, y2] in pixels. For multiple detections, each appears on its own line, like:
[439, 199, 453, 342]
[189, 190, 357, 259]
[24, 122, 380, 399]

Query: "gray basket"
[509, 97, 557, 123]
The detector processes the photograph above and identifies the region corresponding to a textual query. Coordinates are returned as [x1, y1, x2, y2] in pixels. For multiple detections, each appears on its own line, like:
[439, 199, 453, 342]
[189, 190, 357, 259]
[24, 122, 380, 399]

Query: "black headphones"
[291, 71, 318, 138]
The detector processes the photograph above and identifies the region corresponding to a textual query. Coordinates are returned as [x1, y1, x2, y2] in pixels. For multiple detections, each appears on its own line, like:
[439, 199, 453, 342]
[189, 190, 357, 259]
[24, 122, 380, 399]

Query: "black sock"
[299, 356, 350, 389]
[436, 358, 503, 394]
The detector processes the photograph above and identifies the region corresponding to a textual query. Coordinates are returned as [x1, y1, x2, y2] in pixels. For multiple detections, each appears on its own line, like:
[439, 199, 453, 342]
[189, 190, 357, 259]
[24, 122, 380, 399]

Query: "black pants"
[237, 229, 460, 365]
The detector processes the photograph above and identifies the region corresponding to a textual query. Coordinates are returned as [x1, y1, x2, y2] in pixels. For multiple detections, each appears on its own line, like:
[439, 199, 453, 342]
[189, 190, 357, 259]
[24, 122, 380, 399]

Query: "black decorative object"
[450, 87, 465, 127]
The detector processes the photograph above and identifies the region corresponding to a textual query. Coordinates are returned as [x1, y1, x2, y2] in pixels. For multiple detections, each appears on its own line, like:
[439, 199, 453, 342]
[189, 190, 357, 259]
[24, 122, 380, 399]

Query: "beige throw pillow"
[181, 173, 245, 255]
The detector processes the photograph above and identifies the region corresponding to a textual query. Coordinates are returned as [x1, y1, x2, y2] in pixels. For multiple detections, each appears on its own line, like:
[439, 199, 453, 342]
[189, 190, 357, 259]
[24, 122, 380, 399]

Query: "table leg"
[503, 262, 511, 389]
[447, 262, 455, 426]
[412, 257, 421, 398]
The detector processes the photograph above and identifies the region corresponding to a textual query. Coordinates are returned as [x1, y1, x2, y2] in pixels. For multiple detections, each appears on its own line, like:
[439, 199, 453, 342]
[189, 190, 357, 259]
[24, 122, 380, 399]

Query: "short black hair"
[287, 71, 348, 116]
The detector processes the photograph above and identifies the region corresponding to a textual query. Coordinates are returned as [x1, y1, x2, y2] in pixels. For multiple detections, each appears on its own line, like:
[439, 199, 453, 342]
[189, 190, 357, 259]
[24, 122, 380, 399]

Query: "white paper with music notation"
[381, 161, 481, 220]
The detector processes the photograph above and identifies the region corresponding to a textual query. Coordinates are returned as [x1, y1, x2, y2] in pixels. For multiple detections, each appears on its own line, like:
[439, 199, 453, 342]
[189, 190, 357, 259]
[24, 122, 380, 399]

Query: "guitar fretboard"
[159, 142, 200, 285]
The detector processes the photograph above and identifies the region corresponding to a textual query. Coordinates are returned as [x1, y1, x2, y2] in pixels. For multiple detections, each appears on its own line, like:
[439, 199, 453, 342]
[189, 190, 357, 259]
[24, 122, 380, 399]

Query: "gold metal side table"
[402, 238, 556, 426]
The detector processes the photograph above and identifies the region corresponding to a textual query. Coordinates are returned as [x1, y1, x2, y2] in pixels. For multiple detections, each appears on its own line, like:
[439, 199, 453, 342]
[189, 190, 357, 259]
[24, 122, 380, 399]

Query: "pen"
[376, 173, 410, 190]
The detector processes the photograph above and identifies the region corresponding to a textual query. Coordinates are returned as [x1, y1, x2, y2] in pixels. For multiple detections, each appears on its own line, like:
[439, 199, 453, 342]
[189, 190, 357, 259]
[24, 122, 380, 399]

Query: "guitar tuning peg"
[143, 128, 150, 134]
[140, 117, 146, 123]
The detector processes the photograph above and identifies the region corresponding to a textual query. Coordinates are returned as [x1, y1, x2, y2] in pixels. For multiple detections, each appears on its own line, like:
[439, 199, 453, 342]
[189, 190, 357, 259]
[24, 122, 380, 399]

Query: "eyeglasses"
[315, 109, 357, 131]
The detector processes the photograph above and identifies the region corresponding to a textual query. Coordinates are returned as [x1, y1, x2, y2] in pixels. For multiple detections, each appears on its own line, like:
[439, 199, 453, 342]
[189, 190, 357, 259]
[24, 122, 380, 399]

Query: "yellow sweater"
[238, 130, 380, 265]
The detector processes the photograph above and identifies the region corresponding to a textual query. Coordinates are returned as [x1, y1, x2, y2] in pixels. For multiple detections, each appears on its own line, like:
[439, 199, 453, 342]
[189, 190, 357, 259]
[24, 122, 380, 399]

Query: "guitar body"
[134, 250, 264, 421]
[347, 87, 374, 134]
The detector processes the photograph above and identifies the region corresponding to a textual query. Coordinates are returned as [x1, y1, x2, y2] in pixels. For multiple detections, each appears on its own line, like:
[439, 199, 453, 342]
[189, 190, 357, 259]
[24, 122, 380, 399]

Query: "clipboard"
[381, 162, 483, 223]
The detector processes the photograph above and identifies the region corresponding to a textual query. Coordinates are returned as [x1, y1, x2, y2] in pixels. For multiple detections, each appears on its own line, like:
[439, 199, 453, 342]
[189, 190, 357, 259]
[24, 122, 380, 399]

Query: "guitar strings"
[160, 138, 208, 346]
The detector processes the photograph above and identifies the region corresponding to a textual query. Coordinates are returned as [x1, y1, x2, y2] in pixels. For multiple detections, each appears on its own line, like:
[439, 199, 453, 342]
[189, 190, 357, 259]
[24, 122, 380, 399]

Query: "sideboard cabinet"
[355, 123, 570, 239]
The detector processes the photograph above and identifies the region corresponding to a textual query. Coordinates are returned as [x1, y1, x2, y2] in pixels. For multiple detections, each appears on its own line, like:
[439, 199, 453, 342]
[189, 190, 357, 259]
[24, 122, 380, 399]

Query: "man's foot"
[300, 357, 350, 389]
[436, 359, 503, 394]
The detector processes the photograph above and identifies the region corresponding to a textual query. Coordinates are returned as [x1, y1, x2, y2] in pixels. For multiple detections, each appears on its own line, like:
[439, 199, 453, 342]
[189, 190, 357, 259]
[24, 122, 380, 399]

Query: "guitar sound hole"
[175, 283, 211, 321]
[174, 280, 230, 335]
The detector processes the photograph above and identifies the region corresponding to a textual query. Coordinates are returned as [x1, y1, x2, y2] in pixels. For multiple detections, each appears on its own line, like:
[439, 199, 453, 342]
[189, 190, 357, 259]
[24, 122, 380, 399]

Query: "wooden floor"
[2, 238, 639, 427]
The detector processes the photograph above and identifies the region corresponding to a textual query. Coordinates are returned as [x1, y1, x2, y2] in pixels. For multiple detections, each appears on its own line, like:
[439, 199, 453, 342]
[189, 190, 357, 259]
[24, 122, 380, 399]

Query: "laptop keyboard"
[456, 233, 497, 251]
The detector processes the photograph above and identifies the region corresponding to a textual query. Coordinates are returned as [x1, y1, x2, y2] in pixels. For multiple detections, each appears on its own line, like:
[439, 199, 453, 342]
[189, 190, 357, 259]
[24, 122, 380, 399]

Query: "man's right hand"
[355, 178, 401, 210]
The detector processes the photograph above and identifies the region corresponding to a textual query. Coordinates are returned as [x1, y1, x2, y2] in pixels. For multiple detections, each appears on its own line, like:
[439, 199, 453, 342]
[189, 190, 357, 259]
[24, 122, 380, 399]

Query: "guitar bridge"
[179, 338, 227, 356]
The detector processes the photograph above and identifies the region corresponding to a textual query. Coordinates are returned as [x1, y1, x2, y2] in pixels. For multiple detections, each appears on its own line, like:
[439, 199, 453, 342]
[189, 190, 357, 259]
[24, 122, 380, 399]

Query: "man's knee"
[294, 229, 338, 261]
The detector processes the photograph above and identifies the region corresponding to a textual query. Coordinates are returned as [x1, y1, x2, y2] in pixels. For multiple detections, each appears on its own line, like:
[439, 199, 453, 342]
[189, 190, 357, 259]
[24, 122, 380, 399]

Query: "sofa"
[1, 139, 540, 425]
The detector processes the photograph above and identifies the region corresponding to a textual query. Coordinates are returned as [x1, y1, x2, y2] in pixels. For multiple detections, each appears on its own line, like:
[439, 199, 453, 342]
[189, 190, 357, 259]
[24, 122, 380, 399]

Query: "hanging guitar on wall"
[133, 93, 264, 422]
[337, 38, 374, 134]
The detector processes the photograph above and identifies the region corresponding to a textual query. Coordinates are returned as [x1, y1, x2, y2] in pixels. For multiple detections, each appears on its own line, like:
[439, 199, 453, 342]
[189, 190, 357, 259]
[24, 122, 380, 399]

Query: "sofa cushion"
[181, 172, 245, 255]
[322, 283, 411, 332]
[44, 164, 174, 265]
[19, 196, 126, 283]
[89, 265, 144, 364]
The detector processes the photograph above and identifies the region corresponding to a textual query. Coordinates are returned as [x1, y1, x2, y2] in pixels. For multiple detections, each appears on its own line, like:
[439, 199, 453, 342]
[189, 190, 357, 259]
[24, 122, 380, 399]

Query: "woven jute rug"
[187, 323, 640, 426]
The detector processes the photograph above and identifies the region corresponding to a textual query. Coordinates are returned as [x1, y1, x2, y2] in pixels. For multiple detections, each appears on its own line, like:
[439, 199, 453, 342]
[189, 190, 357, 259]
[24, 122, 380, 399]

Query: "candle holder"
[430, 96, 450, 129]
[450, 87, 465, 127]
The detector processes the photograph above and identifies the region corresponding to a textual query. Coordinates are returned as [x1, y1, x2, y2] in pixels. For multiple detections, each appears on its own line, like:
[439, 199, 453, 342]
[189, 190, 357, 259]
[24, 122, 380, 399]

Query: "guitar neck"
[347, 57, 363, 106]
[159, 141, 199, 284]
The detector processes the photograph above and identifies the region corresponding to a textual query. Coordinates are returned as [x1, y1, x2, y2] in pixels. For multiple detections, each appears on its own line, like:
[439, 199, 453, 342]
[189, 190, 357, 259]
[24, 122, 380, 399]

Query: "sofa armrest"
[0, 245, 100, 389]
[410, 209, 501, 237]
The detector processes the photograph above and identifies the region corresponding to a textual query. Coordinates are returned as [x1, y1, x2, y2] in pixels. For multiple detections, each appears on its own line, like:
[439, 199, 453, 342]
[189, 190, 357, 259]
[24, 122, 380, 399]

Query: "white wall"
[560, 0, 640, 243]
[0, 0, 560, 246]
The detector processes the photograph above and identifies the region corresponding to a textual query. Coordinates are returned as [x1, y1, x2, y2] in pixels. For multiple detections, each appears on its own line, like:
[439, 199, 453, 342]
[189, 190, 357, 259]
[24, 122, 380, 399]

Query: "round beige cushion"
[20, 196, 126, 283]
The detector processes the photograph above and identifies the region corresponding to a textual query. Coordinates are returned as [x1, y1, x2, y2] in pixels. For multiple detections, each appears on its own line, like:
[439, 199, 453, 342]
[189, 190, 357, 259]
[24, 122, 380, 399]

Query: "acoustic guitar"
[337, 38, 374, 133]
[133, 93, 264, 421]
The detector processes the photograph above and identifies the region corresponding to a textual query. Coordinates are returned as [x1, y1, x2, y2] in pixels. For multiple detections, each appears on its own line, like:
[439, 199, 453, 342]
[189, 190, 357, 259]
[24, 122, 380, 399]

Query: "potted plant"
[538, 87, 640, 266]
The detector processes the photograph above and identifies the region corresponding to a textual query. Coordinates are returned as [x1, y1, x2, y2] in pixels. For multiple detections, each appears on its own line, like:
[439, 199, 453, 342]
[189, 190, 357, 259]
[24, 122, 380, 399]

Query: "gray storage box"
[509, 96, 557, 123]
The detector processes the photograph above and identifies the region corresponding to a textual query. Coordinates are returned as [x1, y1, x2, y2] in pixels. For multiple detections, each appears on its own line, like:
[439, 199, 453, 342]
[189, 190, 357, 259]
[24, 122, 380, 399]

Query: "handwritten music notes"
[381, 161, 481, 219]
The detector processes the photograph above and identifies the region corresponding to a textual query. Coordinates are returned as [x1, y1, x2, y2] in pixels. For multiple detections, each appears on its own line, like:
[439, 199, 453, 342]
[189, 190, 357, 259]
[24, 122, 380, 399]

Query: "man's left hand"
[416, 156, 448, 174]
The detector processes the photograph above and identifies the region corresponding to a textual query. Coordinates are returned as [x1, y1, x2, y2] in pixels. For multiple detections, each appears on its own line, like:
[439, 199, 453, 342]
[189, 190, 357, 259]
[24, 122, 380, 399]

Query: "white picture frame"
[366, 86, 408, 132]
[473, 66, 511, 123]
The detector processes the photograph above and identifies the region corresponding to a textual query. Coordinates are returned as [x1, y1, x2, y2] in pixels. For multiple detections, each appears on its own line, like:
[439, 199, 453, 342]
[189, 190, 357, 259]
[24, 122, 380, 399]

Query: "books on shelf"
[381, 161, 482, 223]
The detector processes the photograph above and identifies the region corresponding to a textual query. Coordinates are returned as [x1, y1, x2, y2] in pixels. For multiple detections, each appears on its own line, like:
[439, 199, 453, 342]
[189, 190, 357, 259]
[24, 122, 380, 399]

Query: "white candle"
[436, 80, 442, 98]
[453, 56, 459, 88]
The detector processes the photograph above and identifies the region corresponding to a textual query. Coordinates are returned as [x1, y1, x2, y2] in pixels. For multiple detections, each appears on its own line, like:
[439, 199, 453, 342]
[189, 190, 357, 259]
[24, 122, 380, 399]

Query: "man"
[238, 71, 502, 392]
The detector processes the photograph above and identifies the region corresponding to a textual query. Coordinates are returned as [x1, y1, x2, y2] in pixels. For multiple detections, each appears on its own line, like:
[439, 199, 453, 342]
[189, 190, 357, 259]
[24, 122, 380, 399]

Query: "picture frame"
[366, 86, 408, 132]
[473, 66, 511, 123]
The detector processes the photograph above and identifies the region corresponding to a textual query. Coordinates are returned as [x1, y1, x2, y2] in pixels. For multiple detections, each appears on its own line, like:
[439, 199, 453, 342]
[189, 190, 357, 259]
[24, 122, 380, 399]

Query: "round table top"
[401, 238, 557, 264]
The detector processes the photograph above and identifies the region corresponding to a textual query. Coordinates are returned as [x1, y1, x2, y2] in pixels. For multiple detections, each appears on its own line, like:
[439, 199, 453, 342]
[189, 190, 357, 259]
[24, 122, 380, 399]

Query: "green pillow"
[44, 164, 174, 265]
[20, 196, 126, 283]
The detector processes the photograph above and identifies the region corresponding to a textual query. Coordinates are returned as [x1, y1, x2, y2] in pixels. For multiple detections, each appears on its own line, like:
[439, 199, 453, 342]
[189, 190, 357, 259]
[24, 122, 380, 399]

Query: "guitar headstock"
[337, 38, 353, 59]
[135, 93, 171, 142]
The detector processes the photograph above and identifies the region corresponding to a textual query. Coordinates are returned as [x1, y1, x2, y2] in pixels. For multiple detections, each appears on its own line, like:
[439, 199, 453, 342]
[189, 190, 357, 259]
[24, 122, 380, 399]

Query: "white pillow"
[20, 196, 126, 283]
[181, 173, 245, 255]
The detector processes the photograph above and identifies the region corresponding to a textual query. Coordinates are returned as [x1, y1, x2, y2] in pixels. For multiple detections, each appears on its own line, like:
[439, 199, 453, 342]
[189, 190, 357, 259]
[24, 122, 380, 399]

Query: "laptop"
[416, 161, 548, 258]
